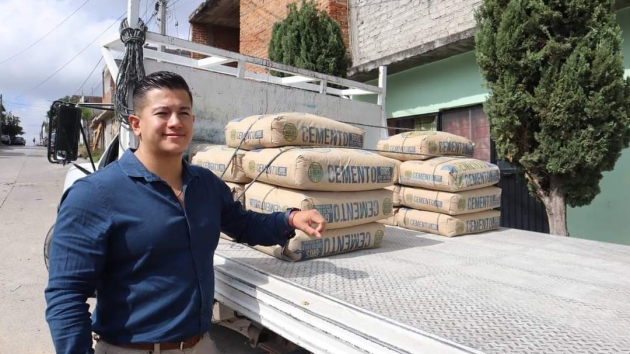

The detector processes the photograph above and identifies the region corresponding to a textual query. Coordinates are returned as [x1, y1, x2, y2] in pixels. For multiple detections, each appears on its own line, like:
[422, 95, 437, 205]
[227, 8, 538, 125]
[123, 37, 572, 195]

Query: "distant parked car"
[1, 134, 10, 145]
[11, 136, 26, 146]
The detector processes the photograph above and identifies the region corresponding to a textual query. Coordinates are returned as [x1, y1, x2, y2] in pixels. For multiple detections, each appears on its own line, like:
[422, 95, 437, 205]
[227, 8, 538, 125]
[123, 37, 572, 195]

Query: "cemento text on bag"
[200, 162, 226, 173]
[301, 126, 363, 147]
[466, 216, 501, 232]
[408, 219, 439, 231]
[248, 199, 284, 213]
[298, 231, 376, 260]
[407, 172, 443, 183]
[412, 196, 443, 208]
[237, 130, 264, 140]
[315, 200, 381, 223]
[439, 141, 474, 156]
[328, 165, 393, 184]
[461, 171, 501, 188]
[467, 195, 501, 211]
[255, 163, 288, 176]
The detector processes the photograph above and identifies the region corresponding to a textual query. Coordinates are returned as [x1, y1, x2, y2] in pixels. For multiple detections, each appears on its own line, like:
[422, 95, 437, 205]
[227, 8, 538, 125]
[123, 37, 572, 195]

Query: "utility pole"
[157, 0, 167, 53]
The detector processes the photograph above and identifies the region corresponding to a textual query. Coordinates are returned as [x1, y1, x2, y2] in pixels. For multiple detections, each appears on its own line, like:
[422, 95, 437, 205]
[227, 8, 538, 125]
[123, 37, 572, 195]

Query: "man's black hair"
[132, 71, 193, 113]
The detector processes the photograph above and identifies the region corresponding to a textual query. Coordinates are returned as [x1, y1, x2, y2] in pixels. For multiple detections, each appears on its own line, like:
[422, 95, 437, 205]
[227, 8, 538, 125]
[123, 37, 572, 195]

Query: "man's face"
[129, 88, 195, 156]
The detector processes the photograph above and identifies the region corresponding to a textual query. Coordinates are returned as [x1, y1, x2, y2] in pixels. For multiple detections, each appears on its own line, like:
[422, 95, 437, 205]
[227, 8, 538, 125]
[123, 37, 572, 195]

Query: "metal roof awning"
[188, 0, 239, 28]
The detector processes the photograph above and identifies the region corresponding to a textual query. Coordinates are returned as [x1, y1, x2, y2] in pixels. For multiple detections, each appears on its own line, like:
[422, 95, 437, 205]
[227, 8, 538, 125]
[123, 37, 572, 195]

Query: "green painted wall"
[354, 51, 487, 118]
[567, 7, 630, 246]
[358, 7, 630, 245]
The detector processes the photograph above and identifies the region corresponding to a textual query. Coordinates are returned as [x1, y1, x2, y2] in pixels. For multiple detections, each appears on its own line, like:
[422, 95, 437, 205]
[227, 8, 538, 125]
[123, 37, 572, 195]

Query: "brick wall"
[191, 22, 239, 59]
[349, 0, 481, 67]
[240, 0, 349, 61]
[213, 25, 240, 53]
[191, 23, 210, 59]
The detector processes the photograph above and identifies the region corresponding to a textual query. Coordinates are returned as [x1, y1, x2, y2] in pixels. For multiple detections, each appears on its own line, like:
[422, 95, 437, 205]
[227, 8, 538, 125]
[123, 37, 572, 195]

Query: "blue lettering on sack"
[409, 173, 443, 183]
[466, 216, 501, 232]
[409, 219, 439, 231]
[326, 165, 393, 184]
[438, 141, 474, 155]
[315, 201, 380, 223]
[201, 162, 226, 172]
[237, 130, 264, 140]
[255, 164, 288, 176]
[413, 196, 443, 208]
[300, 127, 363, 147]
[467, 195, 501, 210]
[295, 232, 373, 260]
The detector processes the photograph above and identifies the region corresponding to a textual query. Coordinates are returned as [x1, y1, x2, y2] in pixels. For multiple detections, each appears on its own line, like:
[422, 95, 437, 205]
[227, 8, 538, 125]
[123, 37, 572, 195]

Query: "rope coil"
[115, 18, 148, 127]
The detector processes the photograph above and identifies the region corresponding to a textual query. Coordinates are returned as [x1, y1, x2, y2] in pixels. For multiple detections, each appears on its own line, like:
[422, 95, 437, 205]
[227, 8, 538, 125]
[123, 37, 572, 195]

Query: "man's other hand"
[290, 210, 327, 238]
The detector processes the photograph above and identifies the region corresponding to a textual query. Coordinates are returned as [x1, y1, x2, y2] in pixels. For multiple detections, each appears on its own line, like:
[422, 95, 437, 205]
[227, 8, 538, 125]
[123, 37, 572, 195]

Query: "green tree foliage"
[268, 0, 348, 78]
[475, 0, 630, 235]
[1, 113, 25, 137]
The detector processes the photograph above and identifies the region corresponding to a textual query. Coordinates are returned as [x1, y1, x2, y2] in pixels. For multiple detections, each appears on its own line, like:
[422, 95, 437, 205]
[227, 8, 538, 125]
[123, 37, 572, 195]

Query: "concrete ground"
[0, 145, 263, 353]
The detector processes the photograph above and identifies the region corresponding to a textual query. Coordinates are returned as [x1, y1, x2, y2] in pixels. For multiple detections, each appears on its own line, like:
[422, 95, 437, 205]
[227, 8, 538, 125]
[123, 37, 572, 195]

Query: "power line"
[15, 12, 126, 100]
[167, 0, 183, 10]
[74, 57, 104, 96]
[0, 0, 92, 65]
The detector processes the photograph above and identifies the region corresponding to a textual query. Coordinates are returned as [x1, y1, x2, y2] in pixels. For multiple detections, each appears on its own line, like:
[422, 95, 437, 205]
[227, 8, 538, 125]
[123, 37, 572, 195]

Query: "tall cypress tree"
[269, 0, 348, 78]
[475, 0, 630, 235]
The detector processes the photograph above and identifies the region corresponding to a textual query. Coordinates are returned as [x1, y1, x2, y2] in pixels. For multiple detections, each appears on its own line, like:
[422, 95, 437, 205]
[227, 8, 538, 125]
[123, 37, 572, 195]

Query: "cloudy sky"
[0, 0, 203, 143]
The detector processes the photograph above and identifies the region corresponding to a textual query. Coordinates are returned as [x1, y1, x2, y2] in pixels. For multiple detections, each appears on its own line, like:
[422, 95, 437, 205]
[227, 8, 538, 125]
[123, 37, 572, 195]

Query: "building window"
[387, 114, 436, 136]
[440, 105, 491, 162]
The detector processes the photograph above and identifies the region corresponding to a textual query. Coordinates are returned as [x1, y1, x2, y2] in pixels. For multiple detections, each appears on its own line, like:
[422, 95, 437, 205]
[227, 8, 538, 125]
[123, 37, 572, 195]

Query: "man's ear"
[192, 114, 196, 124]
[128, 114, 141, 137]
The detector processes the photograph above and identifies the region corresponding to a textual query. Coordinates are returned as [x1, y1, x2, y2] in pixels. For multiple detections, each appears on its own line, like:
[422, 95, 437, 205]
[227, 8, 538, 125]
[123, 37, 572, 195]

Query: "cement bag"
[220, 233, 235, 241]
[225, 112, 365, 150]
[242, 147, 397, 191]
[400, 186, 501, 215]
[397, 208, 501, 237]
[385, 185, 402, 207]
[377, 131, 475, 161]
[253, 222, 385, 261]
[391, 158, 402, 183]
[399, 157, 500, 192]
[192, 145, 252, 183]
[244, 182, 394, 229]
[378, 207, 399, 226]
[224, 181, 246, 205]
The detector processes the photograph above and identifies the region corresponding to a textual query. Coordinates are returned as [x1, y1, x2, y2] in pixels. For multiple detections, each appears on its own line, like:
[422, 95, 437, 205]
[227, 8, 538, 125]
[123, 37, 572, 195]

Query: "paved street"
[0, 145, 262, 353]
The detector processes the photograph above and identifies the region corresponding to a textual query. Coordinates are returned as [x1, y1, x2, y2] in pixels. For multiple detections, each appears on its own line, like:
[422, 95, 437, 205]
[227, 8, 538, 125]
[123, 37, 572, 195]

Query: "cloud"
[0, 0, 200, 137]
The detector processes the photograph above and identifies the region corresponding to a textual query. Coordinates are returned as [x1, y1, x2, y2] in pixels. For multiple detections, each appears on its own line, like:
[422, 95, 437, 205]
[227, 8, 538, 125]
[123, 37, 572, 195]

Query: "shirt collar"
[119, 149, 199, 182]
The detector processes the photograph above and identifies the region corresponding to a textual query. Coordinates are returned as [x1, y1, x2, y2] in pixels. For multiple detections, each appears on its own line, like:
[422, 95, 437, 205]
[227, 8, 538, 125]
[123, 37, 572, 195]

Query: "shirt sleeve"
[217, 180, 294, 247]
[44, 178, 111, 354]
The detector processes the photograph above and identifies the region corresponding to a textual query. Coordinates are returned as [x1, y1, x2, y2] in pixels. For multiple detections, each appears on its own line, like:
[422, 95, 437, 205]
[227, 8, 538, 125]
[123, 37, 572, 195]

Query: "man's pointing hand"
[289, 210, 327, 238]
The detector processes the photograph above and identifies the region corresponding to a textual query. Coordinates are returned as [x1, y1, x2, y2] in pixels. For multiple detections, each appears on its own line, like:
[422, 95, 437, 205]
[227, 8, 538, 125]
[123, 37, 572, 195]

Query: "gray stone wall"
[349, 0, 481, 68]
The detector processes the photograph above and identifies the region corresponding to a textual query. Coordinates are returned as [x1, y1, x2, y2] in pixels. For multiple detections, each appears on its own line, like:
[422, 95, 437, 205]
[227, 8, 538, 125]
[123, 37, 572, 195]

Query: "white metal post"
[377, 66, 388, 139]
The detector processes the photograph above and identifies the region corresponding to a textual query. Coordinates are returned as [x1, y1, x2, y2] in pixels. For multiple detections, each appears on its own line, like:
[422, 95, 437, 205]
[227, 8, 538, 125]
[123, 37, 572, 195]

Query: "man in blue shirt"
[45, 71, 327, 354]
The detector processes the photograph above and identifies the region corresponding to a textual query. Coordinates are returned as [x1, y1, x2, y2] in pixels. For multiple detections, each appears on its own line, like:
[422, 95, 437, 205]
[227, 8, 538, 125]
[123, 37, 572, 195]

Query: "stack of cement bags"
[190, 144, 250, 205]
[199, 112, 399, 261]
[376, 131, 502, 237]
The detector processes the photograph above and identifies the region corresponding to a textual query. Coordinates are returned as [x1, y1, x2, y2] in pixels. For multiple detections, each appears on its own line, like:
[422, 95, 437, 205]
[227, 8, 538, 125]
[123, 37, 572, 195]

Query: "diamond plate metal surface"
[215, 227, 630, 353]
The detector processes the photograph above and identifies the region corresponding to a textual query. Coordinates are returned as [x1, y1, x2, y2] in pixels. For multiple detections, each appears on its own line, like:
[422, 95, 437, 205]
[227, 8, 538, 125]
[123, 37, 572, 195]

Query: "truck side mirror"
[48, 104, 82, 164]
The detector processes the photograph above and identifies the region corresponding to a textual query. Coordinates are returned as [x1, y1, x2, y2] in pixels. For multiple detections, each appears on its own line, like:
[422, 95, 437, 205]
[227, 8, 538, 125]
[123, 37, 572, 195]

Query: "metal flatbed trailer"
[213, 226, 630, 354]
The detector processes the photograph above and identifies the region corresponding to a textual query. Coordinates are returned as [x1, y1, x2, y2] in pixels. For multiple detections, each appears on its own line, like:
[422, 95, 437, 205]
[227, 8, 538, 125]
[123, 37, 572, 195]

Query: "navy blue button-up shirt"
[45, 149, 293, 354]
